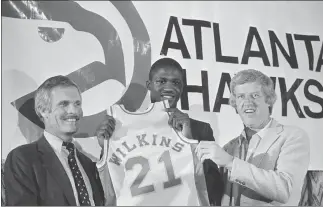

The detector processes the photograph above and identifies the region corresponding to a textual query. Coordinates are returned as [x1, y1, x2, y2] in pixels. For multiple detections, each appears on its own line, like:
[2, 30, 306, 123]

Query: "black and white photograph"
[1, 1, 323, 206]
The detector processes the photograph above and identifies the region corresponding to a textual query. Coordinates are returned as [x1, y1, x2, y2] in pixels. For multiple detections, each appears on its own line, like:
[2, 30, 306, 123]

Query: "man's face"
[42, 86, 83, 141]
[234, 82, 271, 129]
[147, 67, 183, 108]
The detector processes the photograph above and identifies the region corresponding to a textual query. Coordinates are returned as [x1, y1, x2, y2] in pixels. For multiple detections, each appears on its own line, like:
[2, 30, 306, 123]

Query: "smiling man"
[195, 69, 310, 205]
[4, 76, 104, 206]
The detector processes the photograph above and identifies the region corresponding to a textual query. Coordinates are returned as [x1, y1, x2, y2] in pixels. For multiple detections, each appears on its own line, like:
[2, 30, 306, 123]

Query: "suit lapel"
[37, 136, 77, 206]
[249, 119, 284, 167]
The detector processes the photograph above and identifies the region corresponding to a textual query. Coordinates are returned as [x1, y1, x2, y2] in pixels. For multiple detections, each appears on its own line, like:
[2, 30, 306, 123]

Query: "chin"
[168, 100, 178, 108]
[242, 118, 258, 128]
[64, 131, 77, 138]
[64, 127, 78, 134]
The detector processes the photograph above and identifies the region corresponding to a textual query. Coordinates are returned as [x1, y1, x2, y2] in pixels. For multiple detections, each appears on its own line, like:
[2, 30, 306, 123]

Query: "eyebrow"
[236, 91, 262, 95]
[161, 76, 182, 80]
[57, 100, 81, 104]
[57, 100, 69, 104]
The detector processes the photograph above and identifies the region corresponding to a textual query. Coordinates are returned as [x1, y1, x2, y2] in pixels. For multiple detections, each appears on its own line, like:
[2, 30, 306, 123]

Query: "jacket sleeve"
[203, 123, 216, 141]
[228, 128, 310, 203]
[194, 120, 224, 206]
[4, 148, 38, 205]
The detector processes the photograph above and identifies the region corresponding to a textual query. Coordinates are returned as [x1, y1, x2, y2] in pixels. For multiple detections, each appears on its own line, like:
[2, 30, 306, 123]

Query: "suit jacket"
[190, 118, 224, 206]
[4, 136, 105, 206]
[221, 119, 310, 206]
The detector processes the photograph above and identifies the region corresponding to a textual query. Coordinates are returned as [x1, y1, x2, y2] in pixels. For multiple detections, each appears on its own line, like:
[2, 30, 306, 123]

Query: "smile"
[161, 95, 175, 99]
[65, 118, 77, 122]
[244, 109, 256, 113]
[63, 118, 79, 123]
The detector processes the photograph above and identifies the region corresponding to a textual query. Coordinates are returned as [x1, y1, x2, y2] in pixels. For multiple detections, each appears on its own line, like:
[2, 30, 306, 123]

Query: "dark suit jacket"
[190, 118, 224, 206]
[4, 136, 105, 206]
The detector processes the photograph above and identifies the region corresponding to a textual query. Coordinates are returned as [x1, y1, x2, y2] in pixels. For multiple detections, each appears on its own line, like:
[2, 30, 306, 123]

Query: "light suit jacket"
[221, 119, 310, 206]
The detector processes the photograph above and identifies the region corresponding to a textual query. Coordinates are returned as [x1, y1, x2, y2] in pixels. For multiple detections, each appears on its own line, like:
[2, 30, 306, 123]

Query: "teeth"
[245, 109, 255, 113]
[66, 119, 76, 122]
[162, 95, 173, 99]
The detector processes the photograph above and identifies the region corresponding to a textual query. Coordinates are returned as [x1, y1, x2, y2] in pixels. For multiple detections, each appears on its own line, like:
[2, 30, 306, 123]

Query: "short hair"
[229, 69, 277, 113]
[34, 75, 79, 122]
[149, 57, 183, 80]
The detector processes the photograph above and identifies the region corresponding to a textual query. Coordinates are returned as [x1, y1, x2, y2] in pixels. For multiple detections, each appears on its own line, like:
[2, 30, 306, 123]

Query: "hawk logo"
[2, 1, 151, 142]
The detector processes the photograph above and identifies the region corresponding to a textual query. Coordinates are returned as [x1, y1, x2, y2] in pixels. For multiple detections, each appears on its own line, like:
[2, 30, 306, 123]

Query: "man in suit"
[195, 69, 310, 205]
[96, 58, 224, 205]
[4, 76, 105, 206]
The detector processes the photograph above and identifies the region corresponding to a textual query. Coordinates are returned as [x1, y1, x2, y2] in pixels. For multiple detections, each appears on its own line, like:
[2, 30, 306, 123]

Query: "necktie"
[63, 142, 91, 206]
[244, 127, 257, 143]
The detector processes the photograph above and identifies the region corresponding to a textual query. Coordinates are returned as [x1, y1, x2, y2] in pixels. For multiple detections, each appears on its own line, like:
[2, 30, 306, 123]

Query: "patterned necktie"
[63, 142, 91, 206]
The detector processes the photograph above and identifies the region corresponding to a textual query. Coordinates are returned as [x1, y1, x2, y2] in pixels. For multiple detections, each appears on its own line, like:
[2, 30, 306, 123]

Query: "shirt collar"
[256, 118, 273, 139]
[239, 117, 273, 144]
[44, 130, 75, 153]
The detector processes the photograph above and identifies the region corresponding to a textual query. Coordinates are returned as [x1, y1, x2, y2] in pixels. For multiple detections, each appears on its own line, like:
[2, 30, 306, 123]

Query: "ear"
[146, 80, 151, 90]
[39, 108, 50, 120]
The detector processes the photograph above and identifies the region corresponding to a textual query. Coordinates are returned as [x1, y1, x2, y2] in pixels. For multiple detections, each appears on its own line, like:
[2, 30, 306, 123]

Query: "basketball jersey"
[97, 101, 209, 206]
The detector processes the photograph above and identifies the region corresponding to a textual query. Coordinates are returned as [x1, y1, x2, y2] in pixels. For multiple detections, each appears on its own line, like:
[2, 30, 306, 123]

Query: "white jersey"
[97, 101, 209, 206]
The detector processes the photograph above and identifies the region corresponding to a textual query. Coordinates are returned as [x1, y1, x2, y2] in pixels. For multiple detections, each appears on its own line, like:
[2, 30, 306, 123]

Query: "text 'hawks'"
[109, 133, 185, 166]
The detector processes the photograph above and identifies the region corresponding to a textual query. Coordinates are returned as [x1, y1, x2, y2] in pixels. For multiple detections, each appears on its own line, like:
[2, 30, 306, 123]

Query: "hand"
[165, 108, 193, 139]
[95, 114, 116, 148]
[195, 141, 234, 167]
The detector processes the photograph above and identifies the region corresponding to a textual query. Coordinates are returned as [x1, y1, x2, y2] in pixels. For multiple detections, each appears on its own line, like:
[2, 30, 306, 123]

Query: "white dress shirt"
[44, 131, 95, 206]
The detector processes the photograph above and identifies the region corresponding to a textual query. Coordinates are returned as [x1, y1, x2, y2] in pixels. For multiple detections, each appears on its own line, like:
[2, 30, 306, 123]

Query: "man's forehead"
[51, 86, 81, 100]
[235, 82, 263, 93]
[153, 67, 183, 78]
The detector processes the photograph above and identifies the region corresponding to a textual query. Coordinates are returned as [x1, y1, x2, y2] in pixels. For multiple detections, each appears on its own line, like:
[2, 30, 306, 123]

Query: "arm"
[95, 109, 117, 205]
[97, 163, 117, 205]
[96, 139, 117, 206]
[4, 149, 38, 205]
[200, 123, 224, 206]
[95, 112, 116, 159]
[190, 119, 215, 141]
[204, 124, 224, 206]
[228, 129, 310, 203]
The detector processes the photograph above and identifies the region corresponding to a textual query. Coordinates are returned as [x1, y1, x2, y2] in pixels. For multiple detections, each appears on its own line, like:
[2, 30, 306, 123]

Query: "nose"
[240, 94, 256, 101]
[242, 95, 256, 107]
[66, 103, 79, 114]
[162, 87, 175, 92]
[246, 95, 254, 102]
[162, 81, 177, 91]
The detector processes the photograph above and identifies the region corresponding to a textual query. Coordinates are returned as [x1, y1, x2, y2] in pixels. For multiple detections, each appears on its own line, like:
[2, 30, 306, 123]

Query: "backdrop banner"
[1, 1, 323, 205]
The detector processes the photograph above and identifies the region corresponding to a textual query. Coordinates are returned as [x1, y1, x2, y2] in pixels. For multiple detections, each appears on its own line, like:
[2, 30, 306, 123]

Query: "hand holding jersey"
[164, 107, 193, 140]
[195, 141, 234, 168]
[96, 115, 116, 150]
[96, 101, 209, 206]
